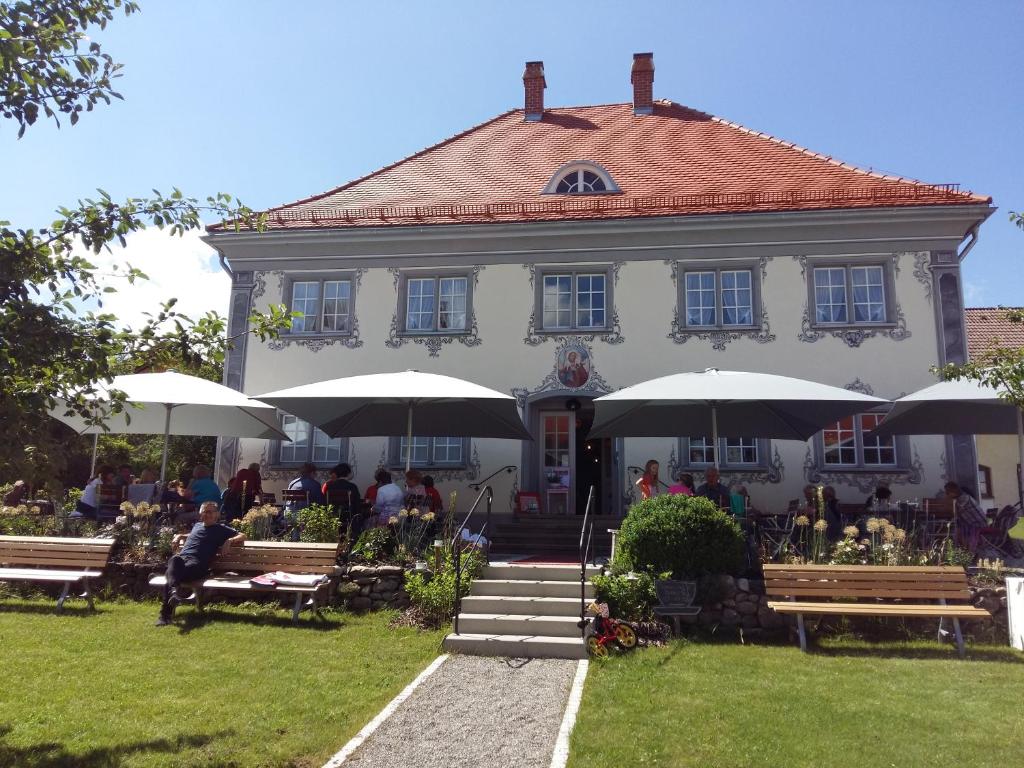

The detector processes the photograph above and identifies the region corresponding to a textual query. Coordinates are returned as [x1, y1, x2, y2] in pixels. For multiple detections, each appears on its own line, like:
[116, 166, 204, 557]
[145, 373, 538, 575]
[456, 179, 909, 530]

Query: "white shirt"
[81, 477, 102, 508]
[374, 482, 404, 517]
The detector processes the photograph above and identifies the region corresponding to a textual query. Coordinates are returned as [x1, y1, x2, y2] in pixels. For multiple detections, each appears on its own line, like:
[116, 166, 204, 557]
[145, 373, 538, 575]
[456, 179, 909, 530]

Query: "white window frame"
[284, 274, 356, 336]
[275, 415, 346, 467]
[541, 161, 620, 195]
[388, 436, 469, 469]
[807, 259, 896, 329]
[535, 265, 613, 334]
[676, 262, 760, 331]
[397, 271, 473, 335]
[679, 437, 767, 470]
[816, 411, 906, 471]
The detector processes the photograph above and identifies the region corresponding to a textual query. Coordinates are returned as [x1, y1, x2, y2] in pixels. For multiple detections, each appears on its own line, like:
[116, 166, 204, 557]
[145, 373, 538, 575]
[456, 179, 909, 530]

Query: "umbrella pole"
[90, 433, 99, 478]
[405, 402, 413, 474]
[711, 405, 720, 470]
[159, 404, 173, 484]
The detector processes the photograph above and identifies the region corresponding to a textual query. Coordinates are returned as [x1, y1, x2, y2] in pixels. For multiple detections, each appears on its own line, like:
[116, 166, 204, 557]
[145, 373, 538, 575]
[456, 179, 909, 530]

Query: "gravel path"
[336, 656, 579, 768]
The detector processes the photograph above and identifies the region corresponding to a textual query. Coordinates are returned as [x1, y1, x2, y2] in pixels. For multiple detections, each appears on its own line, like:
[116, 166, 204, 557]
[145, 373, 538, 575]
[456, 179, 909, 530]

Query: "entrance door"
[575, 409, 607, 515]
[540, 411, 572, 515]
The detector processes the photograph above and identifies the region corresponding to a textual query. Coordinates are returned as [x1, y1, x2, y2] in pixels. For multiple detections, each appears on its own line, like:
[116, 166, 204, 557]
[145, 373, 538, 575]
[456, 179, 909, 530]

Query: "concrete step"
[484, 563, 601, 582]
[457, 613, 585, 638]
[470, 579, 596, 599]
[443, 632, 587, 659]
[460, 595, 583, 616]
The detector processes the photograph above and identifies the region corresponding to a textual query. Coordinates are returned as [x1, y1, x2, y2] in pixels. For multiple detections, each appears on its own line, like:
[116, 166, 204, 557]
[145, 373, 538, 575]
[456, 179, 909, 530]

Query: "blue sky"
[4, 0, 1022, 314]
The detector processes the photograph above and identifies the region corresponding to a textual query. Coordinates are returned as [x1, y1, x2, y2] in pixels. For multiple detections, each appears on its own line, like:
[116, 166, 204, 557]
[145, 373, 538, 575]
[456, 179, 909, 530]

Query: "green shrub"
[404, 550, 484, 627]
[616, 494, 744, 578]
[298, 504, 339, 543]
[351, 527, 397, 563]
[591, 570, 657, 621]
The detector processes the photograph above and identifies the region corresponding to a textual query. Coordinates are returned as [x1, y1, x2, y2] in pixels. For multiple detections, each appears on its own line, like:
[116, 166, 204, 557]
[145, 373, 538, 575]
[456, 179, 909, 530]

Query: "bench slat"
[766, 586, 971, 600]
[0, 535, 115, 547]
[765, 571, 968, 585]
[767, 601, 989, 618]
[149, 575, 324, 593]
[1, 557, 111, 569]
[0, 569, 96, 582]
[763, 564, 966, 574]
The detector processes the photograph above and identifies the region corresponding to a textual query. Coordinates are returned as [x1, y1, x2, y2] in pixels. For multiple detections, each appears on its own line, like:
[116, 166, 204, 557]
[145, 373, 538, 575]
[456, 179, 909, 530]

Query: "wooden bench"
[148, 541, 341, 623]
[764, 564, 990, 656]
[0, 535, 114, 611]
[653, 579, 702, 634]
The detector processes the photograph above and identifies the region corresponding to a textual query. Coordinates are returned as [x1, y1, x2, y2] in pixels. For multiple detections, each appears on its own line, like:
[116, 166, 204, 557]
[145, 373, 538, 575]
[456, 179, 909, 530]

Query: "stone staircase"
[443, 562, 601, 659]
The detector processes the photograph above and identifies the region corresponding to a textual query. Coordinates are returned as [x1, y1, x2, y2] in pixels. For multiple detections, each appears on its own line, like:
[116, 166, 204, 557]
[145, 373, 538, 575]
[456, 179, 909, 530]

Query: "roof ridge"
[263, 107, 521, 214]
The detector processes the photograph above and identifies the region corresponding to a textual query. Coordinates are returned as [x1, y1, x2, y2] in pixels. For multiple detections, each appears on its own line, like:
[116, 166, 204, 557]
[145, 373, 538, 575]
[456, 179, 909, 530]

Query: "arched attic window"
[542, 161, 619, 195]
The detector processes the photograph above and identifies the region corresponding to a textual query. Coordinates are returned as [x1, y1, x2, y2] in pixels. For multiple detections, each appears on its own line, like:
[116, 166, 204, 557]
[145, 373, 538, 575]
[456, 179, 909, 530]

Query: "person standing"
[635, 460, 661, 500]
[156, 501, 244, 626]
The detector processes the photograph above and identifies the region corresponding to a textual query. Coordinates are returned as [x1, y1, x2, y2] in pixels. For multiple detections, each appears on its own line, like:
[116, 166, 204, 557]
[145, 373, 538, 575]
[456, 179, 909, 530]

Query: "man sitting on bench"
[156, 501, 245, 626]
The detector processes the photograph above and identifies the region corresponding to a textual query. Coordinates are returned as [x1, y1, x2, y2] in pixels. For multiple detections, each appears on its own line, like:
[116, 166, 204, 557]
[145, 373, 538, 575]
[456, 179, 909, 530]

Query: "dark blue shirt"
[178, 522, 239, 567]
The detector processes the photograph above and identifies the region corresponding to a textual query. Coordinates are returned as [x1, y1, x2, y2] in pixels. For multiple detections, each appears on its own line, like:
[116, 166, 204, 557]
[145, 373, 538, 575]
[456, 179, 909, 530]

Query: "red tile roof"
[218, 101, 990, 232]
[965, 308, 1024, 359]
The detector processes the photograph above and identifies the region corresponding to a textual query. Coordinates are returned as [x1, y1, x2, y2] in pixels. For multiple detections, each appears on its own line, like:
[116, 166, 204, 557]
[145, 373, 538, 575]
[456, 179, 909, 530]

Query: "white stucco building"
[205, 54, 993, 540]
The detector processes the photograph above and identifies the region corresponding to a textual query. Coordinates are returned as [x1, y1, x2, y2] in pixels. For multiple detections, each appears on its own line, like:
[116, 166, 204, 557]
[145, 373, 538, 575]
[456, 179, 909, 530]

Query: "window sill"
[535, 327, 610, 335]
[284, 331, 354, 339]
[397, 330, 471, 337]
[809, 322, 896, 331]
[819, 466, 908, 474]
[680, 324, 759, 333]
[387, 465, 467, 472]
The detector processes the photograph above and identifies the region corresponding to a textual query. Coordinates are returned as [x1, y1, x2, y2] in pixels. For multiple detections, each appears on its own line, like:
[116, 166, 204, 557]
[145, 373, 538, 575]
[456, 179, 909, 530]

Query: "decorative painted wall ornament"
[802, 446, 924, 494]
[666, 256, 775, 350]
[844, 378, 875, 396]
[268, 269, 366, 351]
[522, 262, 625, 346]
[511, 337, 613, 408]
[912, 252, 933, 302]
[252, 269, 284, 300]
[385, 266, 483, 357]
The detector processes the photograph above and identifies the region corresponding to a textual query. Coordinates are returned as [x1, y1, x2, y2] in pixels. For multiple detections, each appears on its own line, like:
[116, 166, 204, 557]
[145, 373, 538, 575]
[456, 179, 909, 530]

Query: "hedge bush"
[591, 570, 657, 621]
[616, 494, 744, 578]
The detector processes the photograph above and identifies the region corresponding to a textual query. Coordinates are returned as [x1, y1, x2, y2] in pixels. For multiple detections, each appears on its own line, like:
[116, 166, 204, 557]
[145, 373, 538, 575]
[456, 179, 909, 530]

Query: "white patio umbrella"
[51, 371, 289, 482]
[590, 368, 887, 468]
[870, 378, 1023, 500]
[256, 370, 532, 472]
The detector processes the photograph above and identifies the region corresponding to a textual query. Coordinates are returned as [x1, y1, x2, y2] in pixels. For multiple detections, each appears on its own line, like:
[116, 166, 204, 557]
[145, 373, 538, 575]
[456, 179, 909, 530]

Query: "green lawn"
[0, 599, 443, 768]
[568, 639, 1024, 768]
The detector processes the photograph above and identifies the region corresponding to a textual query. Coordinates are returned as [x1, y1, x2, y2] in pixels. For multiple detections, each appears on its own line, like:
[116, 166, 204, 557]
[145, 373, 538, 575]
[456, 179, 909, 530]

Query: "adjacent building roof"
[965, 307, 1024, 359]
[216, 101, 990, 232]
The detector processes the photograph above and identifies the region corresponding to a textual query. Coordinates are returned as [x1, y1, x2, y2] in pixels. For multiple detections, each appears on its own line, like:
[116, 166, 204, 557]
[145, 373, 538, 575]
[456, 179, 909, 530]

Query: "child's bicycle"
[582, 602, 637, 658]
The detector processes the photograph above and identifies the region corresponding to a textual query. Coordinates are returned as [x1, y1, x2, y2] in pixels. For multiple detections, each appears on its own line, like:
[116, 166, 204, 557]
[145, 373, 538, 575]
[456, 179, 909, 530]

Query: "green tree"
[0, 1, 290, 492]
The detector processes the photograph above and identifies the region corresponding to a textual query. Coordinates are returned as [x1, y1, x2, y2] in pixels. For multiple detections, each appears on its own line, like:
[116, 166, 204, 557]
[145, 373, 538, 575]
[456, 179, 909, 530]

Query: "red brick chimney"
[523, 61, 546, 121]
[631, 52, 654, 115]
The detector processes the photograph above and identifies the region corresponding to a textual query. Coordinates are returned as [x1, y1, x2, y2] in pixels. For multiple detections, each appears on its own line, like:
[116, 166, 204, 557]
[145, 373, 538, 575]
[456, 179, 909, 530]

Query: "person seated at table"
[823, 485, 843, 541]
[945, 481, 988, 553]
[285, 462, 325, 514]
[404, 469, 429, 509]
[864, 484, 892, 510]
[73, 465, 116, 519]
[371, 469, 404, 525]
[365, 468, 391, 507]
[696, 468, 730, 509]
[635, 460, 661, 500]
[423, 475, 443, 513]
[324, 462, 360, 514]
[156, 500, 245, 626]
[114, 464, 135, 488]
[161, 480, 188, 504]
[3, 479, 28, 506]
[729, 485, 751, 517]
[186, 465, 222, 509]
[126, 468, 160, 504]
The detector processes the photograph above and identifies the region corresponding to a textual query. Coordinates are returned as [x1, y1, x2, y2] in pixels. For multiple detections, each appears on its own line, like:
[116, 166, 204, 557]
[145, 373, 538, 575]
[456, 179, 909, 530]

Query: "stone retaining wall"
[692, 575, 1010, 642]
[338, 564, 410, 612]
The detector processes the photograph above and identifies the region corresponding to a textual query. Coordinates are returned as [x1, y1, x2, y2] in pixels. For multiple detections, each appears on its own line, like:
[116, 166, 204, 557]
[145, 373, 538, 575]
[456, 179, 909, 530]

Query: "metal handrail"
[578, 485, 595, 637]
[451, 484, 493, 635]
[627, 465, 672, 490]
[468, 465, 517, 491]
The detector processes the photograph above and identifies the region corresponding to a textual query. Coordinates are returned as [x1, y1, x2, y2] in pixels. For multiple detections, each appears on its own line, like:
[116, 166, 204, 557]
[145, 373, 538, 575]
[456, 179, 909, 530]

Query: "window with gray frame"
[276, 415, 346, 466]
[818, 411, 903, 469]
[536, 266, 612, 333]
[680, 437, 766, 468]
[388, 436, 468, 469]
[809, 263, 892, 327]
[286, 275, 354, 334]
[678, 264, 759, 329]
[398, 273, 471, 333]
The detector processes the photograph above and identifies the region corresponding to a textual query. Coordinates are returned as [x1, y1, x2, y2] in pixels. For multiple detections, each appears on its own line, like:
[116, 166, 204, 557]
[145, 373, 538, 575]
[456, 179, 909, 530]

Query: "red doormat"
[510, 554, 583, 565]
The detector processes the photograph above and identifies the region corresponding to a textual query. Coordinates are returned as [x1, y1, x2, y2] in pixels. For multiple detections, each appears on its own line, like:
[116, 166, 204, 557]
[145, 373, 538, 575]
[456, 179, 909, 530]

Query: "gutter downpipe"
[957, 223, 980, 262]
